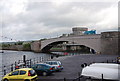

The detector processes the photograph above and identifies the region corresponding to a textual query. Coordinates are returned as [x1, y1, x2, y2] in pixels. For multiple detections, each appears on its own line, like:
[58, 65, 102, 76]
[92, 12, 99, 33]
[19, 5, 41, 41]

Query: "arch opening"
[41, 41, 96, 54]
[65, 45, 96, 54]
[41, 41, 68, 53]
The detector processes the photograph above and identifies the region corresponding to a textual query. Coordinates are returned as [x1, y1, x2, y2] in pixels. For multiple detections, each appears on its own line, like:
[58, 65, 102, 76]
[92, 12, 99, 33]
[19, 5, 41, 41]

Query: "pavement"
[37, 54, 118, 81]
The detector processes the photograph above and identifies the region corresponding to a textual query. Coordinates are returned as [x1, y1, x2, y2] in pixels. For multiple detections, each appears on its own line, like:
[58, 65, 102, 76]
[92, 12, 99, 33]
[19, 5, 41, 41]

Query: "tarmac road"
[37, 54, 118, 81]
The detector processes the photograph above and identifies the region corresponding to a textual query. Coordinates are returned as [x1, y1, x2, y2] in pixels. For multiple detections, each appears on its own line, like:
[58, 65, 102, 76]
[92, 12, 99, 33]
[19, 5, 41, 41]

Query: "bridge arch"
[41, 35, 101, 53]
[41, 41, 68, 52]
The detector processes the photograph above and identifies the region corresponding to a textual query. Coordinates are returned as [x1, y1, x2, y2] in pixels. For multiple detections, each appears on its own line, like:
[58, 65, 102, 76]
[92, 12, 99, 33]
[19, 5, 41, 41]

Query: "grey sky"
[0, 0, 119, 42]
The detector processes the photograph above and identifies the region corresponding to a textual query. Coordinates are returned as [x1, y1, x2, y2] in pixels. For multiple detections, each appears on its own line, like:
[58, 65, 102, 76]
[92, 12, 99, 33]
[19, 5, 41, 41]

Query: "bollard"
[81, 64, 85, 68]
[51, 56, 54, 59]
[4, 69, 6, 75]
[107, 60, 108, 63]
[64, 78, 66, 81]
[101, 74, 104, 81]
[23, 55, 26, 66]
[23, 55, 26, 63]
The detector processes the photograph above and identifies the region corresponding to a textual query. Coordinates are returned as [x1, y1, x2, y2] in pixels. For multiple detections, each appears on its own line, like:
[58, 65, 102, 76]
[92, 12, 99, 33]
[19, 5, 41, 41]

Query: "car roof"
[90, 63, 119, 69]
[18, 68, 33, 70]
[45, 61, 61, 62]
[36, 63, 51, 66]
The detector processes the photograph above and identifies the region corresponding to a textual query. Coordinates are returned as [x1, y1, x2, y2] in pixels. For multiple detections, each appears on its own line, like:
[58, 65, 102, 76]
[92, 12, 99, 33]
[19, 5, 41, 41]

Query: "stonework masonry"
[30, 31, 119, 55]
[101, 31, 119, 55]
[31, 41, 41, 52]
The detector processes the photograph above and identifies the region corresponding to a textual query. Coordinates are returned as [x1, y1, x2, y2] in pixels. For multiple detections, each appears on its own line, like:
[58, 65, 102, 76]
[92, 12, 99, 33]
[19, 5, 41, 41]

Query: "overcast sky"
[0, 0, 119, 42]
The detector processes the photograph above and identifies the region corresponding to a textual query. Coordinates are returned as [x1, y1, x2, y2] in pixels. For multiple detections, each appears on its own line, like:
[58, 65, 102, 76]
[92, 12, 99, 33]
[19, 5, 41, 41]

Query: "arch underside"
[41, 41, 67, 52]
[41, 40, 97, 53]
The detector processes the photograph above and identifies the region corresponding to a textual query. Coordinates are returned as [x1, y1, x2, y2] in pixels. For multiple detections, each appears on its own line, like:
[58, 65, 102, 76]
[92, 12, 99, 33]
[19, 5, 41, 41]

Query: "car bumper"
[31, 76, 38, 81]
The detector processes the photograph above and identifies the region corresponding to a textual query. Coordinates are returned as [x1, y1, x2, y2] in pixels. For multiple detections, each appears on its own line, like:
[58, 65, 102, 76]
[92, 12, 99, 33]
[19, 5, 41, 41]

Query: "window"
[29, 70, 36, 76]
[12, 71, 19, 75]
[20, 70, 26, 75]
[36, 65, 42, 68]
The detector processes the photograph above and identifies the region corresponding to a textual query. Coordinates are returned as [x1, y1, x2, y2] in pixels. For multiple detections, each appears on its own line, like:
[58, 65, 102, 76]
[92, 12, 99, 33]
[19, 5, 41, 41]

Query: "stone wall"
[31, 41, 41, 52]
[2, 45, 24, 51]
[101, 31, 119, 55]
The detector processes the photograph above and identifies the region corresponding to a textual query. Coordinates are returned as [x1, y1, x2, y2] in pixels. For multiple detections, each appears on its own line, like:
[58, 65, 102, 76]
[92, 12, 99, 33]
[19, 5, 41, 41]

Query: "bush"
[17, 42, 23, 45]
[23, 43, 31, 50]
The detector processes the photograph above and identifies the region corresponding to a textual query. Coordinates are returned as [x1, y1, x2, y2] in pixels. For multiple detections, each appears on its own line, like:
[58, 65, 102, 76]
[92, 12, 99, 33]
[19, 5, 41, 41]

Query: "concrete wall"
[101, 31, 119, 55]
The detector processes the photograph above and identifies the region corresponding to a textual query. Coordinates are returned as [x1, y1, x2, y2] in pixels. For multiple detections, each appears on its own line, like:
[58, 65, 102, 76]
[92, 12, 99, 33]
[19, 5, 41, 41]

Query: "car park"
[81, 63, 120, 81]
[44, 61, 63, 71]
[31, 63, 55, 76]
[2, 68, 38, 81]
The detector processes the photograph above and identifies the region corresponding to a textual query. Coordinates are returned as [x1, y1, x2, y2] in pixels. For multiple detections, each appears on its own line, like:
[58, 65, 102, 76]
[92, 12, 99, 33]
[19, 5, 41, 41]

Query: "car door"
[17, 70, 27, 81]
[8, 70, 19, 81]
[35, 65, 43, 75]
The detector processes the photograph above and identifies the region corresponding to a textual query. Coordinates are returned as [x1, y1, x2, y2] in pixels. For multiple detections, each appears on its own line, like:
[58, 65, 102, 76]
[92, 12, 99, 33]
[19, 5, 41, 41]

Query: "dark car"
[44, 61, 63, 71]
[32, 63, 55, 76]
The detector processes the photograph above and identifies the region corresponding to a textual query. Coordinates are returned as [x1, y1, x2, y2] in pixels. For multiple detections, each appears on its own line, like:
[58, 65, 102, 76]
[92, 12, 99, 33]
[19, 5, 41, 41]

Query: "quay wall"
[101, 31, 119, 55]
[1, 45, 31, 51]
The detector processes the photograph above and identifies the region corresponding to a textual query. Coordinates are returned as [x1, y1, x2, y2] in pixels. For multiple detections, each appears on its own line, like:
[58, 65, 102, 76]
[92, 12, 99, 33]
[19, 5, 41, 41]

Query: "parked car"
[81, 63, 120, 81]
[31, 63, 55, 76]
[44, 61, 63, 71]
[2, 68, 38, 81]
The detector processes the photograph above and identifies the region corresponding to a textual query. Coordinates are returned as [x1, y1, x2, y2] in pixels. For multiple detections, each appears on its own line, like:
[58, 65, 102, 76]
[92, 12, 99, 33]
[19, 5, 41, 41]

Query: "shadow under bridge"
[41, 41, 68, 53]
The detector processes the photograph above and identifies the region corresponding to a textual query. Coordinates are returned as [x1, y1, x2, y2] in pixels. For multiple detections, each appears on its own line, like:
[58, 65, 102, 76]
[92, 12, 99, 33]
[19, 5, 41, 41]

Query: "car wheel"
[3, 79, 9, 81]
[25, 79, 30, 81]
[42, 72, 47, 76]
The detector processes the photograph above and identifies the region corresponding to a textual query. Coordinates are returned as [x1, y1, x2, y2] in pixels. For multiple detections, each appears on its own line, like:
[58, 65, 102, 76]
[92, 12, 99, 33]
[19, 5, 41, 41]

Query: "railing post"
[37, 57, 39, 63]
[11, 64, 13, 71]
[4, 66, 6, 75]
[29, 59, 31, 68]
[15, 61, 17, 70]
[34, 58, 35, 64]
[18, 60, 20, 64]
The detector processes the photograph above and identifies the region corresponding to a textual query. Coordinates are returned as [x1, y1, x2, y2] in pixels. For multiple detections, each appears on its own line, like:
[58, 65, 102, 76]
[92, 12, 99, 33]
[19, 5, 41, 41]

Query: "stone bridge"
[31, 31, 119, 55]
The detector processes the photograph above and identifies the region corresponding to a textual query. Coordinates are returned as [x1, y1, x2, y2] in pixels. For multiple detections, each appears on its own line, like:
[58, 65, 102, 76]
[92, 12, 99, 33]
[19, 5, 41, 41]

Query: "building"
[72, 27, 88, 35]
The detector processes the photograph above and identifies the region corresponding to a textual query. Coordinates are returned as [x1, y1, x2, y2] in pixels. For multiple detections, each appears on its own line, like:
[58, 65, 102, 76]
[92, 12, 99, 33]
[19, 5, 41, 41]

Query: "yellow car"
[2, 68, 38, 81]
